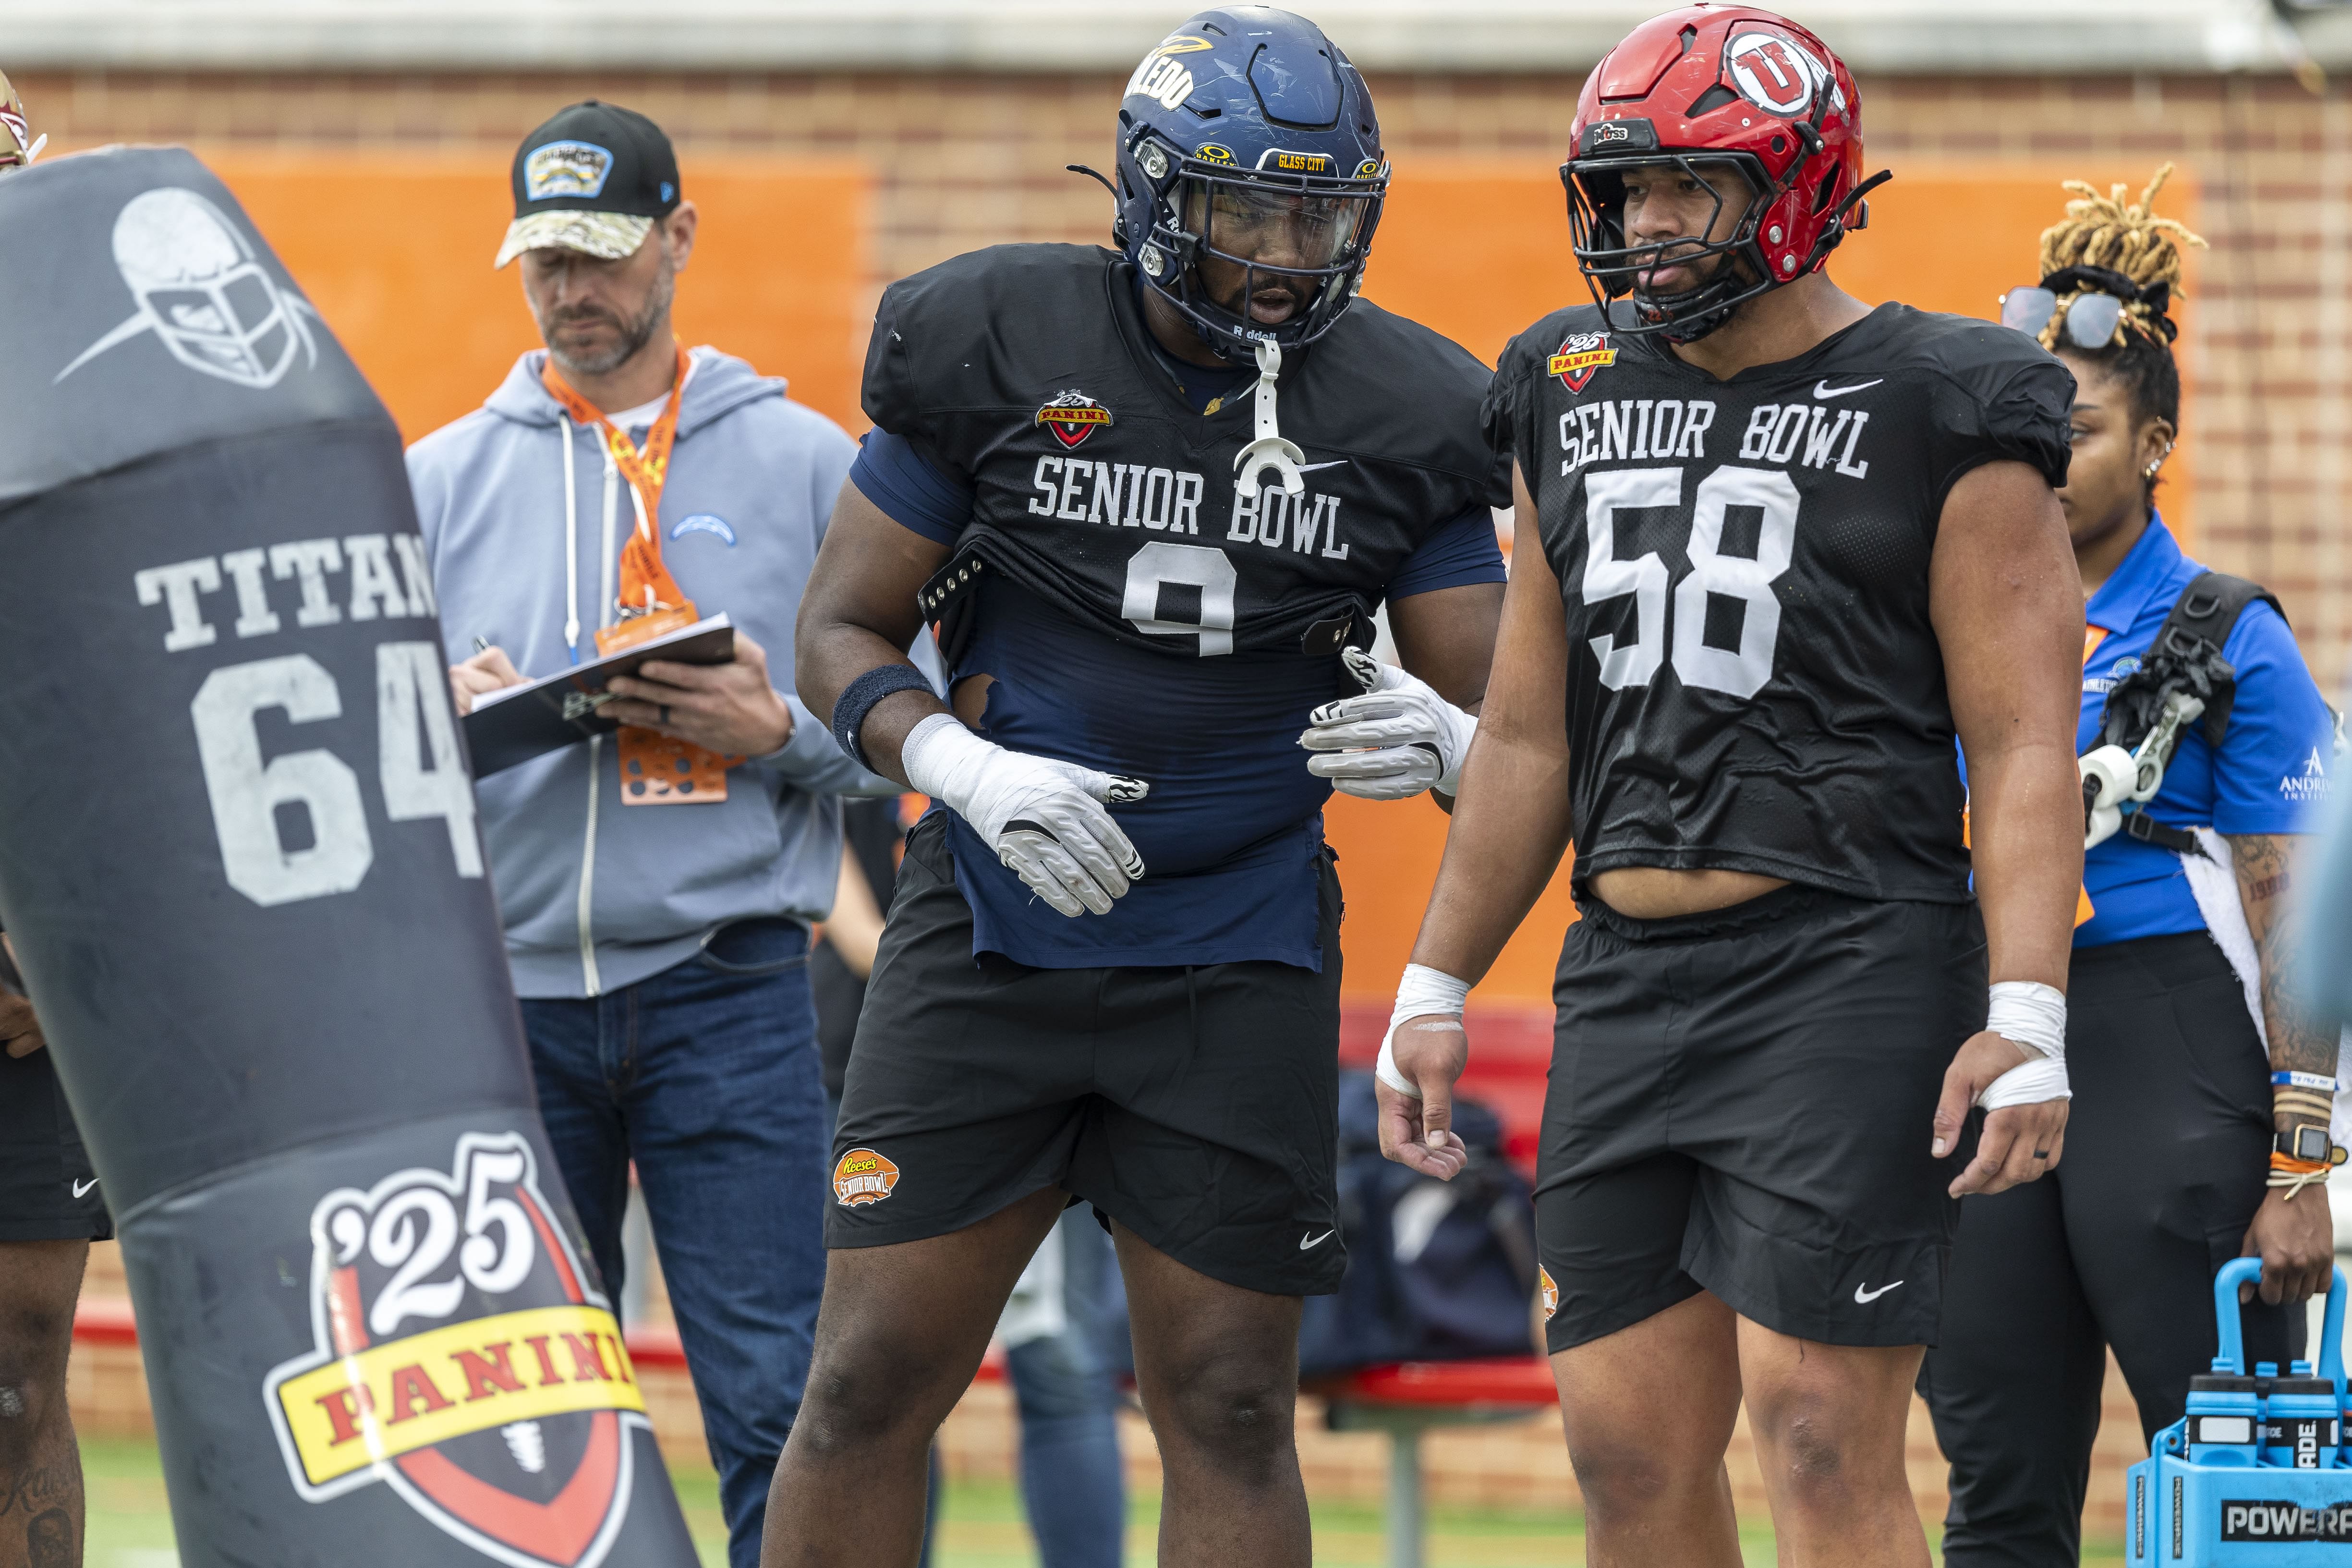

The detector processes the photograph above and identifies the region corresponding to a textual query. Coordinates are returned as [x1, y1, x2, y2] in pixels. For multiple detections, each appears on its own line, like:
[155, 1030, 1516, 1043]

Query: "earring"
[2142, 459, 2163, 482]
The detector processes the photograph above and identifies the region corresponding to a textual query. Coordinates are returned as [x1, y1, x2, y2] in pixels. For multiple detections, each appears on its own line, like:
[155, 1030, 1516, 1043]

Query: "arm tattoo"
[2232, 833, 2341, 1093]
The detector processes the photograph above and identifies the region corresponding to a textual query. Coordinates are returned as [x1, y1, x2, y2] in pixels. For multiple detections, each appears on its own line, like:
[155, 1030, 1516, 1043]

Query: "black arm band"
[832, 664, 937, 769]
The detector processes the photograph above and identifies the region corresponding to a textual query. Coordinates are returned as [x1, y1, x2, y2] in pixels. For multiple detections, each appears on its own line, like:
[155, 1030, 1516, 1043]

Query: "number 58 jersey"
[1485, 303, 2074, 903]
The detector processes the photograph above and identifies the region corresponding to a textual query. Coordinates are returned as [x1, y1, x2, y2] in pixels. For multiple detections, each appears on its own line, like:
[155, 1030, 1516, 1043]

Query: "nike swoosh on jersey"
[1814, 378, 1884, 400]
[1853, 1279, 1903, 1303]
[71, 1177, 98, 1198]
[1299, 1228, 1336, 1250]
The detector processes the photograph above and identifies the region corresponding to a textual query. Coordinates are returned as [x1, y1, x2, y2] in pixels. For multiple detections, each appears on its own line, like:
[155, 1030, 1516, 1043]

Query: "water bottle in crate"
[2125, 1259, 2350, 1562]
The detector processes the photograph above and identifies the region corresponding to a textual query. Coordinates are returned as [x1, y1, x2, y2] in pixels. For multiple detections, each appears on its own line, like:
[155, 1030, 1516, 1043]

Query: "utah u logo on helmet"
[1561, 6, 1889, 343]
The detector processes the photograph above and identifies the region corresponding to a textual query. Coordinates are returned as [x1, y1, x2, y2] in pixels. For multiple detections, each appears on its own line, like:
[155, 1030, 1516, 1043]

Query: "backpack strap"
[2151, 571, 2284, 747]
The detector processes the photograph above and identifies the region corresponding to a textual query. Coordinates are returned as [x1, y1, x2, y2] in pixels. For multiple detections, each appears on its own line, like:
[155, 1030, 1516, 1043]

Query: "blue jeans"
[521, 918, 826, 1568]
[1006, 1208, 1128, 1568]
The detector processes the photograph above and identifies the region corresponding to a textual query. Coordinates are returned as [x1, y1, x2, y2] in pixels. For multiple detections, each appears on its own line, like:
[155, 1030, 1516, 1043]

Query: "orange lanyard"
[542, 346, 692, 618]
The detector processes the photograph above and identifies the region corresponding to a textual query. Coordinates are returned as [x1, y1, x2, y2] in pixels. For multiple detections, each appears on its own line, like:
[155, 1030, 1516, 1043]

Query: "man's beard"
[543, 263, 673, 378]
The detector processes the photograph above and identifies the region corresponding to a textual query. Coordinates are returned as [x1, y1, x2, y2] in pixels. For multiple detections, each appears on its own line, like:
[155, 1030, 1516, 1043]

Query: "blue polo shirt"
[2074, 515, 2333, 948]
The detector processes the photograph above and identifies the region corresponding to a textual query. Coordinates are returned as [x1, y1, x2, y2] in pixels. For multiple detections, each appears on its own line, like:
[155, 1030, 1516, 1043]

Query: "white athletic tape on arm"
[1978, 980, 2072, 1110]
[897, 711, 988, 805]
[1378, 963, 1472, 1099]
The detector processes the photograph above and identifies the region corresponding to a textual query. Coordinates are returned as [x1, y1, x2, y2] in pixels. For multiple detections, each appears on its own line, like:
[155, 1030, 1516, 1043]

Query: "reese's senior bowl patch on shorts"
[834, 1148, 900, 1206]
[263, 1132, 650, 1568]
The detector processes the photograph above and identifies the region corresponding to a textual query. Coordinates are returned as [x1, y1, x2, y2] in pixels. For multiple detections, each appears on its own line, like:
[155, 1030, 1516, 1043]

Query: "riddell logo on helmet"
[1548, 332, 1616, 393]
[833, 1148, 900, 1206]
[1036, 390, 1113, 450]
[1725, 25, 1844, 120]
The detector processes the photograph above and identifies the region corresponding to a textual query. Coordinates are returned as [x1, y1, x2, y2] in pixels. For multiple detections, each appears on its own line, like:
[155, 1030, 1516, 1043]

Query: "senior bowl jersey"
[860, 242, 1508, 968]
[1487, 302, 2073, 902]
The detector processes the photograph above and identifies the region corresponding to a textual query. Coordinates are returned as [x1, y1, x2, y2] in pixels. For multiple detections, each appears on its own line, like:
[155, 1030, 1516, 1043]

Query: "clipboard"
[463, 614, 736, 778]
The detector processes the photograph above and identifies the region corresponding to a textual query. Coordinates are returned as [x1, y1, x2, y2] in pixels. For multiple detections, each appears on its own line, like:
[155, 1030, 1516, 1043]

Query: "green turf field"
[75, 1434, 2124, 1565]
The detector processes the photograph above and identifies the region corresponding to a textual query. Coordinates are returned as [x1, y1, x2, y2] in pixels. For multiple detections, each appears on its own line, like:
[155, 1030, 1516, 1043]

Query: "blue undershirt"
[849, 429, 1505, 969]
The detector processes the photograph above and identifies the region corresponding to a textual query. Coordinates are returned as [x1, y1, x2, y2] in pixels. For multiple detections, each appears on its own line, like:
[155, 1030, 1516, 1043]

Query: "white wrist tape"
[897, 712, 988, 804]
[1378, 963, 1471, 1099]
[1978, 980, 2072, 1110]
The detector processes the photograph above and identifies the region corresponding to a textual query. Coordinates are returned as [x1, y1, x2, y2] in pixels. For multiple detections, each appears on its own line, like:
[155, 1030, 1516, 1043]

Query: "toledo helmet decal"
[1724, 24, 1846, 121]
[56, 187, 321, 390]
[832, 1148, 900, 1207]
[1035, 390, 1112, 451]
[1548, 331, 1616, 393]
[262, 1133, 649, 1568]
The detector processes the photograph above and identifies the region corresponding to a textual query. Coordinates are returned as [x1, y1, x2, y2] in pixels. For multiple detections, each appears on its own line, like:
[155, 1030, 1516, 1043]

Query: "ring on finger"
[2033, 1148, 2050, 1159]
[658, 703, 671, 726]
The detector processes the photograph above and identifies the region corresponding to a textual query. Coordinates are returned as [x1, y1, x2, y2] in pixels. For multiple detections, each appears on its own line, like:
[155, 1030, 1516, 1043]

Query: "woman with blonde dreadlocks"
[1919, 167, 2341, 1565]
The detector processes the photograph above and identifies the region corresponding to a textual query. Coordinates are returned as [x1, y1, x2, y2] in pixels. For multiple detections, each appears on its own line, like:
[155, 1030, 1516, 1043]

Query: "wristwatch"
[2277, 1124, 2338, 1164]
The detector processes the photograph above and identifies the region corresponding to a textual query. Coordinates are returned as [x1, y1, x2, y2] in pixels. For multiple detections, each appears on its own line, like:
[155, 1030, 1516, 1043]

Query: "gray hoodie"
[408, 345, 893, 999]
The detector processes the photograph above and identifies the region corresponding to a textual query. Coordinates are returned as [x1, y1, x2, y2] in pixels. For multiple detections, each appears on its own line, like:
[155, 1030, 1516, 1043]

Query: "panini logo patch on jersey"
[1035, 390, 1113, 450]
[833, 1148, 900, 1206]
[262, 1133, 650, 1568]
[1194, 143, 1237, 166]
[1258, 150, 1334, 175]
[1548, 332, 1617, 393]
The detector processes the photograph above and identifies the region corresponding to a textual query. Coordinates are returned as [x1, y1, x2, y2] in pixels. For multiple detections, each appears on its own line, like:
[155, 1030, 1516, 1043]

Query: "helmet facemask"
[1125, 129, 1384, 359]
[1565, 151, 1782, 345]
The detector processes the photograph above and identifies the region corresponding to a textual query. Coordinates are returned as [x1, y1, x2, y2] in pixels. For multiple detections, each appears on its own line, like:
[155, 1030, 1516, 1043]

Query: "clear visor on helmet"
[1182, 180, 1371, 273]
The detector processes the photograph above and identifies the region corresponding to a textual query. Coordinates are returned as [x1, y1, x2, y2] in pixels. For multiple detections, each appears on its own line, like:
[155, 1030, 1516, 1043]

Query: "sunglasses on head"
[1999, 286, 2124, 349]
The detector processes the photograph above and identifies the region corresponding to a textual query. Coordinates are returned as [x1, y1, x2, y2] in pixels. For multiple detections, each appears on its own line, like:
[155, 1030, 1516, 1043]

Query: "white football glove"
[899, 713, 1149, 917]
[1297, 645, 1477, 800]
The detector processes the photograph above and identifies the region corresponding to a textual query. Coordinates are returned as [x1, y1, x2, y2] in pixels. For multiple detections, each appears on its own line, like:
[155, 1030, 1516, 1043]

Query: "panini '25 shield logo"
[1035, 390, 1113, 450]
[1548, 332, 1616, 393]
[1538, 1266, 1559, 1322]
[264, 1134, 649, 1568]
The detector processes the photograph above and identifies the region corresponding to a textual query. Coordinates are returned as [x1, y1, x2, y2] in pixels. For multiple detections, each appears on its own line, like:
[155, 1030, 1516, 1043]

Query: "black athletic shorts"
[828, 812, 1346, 1298]
[0, 1044, 112, 1242]
[1536, 884, 1984, 1354]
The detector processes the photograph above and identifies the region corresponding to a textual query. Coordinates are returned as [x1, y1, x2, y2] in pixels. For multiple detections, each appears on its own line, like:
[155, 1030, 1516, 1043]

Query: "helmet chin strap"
[1234, 340, 1306, 497]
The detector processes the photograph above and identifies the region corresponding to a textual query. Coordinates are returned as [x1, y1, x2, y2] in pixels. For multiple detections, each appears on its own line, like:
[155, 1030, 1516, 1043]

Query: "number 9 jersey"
[861, 242, 1507, 971]
[1485, 302, 2074, 903]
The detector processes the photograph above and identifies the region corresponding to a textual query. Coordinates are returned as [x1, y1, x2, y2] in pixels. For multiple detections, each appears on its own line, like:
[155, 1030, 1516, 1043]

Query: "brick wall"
[21, 66, 2352, 675]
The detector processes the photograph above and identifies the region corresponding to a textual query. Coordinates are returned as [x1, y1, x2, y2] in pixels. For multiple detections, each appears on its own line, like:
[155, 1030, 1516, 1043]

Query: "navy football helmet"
[1114, 7, 1387, 358]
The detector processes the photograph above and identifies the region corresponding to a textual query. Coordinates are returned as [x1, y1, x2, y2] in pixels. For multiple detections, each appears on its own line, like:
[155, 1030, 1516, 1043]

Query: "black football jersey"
[863, 243, 1509, 663]
[1486, 303, 2073, 903]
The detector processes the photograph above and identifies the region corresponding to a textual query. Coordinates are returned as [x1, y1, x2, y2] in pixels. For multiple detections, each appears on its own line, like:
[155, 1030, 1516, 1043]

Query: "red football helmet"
[1564, 5, 1887, 341]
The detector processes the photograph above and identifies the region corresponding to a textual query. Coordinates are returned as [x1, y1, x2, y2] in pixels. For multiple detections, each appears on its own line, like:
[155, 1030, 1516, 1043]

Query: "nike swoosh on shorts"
[1853, 1279, 1903, 1303]
[71, 1177, 98, 1198]
[1814, 378, 1884, 400]
[1299, 1229, 1336, 1250]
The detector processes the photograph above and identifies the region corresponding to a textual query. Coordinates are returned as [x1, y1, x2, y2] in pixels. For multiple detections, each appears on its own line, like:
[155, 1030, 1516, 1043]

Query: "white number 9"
[1122, 541, 1239, 657]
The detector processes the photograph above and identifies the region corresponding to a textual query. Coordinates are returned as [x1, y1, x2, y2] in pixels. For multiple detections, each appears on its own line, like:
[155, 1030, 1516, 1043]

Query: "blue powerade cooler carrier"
[2126, 1259, 2352, 1561]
